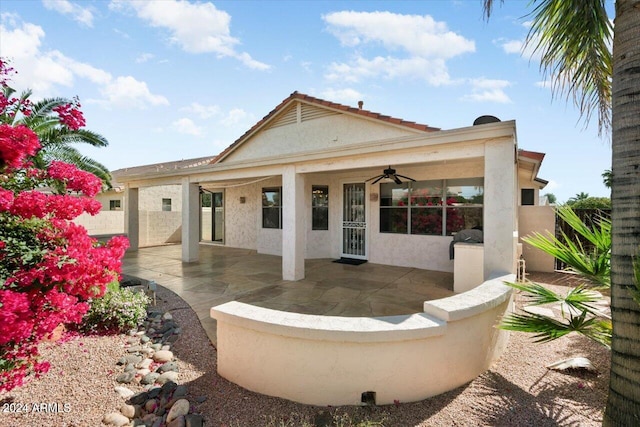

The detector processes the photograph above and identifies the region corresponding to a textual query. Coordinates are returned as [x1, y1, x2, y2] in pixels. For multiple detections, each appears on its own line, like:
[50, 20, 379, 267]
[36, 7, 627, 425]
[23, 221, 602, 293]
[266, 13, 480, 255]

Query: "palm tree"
[1, 85, 112, 187]
[483, 1, 640, 424]
[602, 169, 612, 189]
[567, 191, 590, 205]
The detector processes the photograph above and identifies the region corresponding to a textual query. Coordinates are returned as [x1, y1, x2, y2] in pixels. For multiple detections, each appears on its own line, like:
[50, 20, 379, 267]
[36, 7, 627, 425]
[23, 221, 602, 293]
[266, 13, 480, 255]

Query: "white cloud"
[326, 55, 451, 86]
[463, 78, 512, 104]
[136, 53, 154, 64]
[182, 102, 220, 119]
[113, 0, 270, 70]
[42, 0, 94, 27]
[172, 118, 202, 136]
[324, 11, 475, 59]
[318, 88, 363, 105]
[97, 76, 170, 109]
[499, 34, 542, 61]
[220, 108, 248, 127]
[1, 14, 169, 109]
[322, 11, 473, 86]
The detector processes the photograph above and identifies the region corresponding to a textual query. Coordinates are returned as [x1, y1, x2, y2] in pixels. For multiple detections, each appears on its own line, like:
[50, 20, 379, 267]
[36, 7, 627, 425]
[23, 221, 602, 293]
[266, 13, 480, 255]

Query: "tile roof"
[518, 149, 545, 163]
[211, 91, 440, 164]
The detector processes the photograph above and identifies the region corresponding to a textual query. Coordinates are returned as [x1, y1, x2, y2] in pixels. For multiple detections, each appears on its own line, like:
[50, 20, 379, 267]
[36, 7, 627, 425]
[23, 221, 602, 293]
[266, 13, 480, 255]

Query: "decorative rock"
[120, 403, 136, 419]
[156, 371, 179, 384]
[167, 415, 186, 427]
[137, 368, 151, 377]
[151, 417, 163, 427]
[114, 386, 135, 399]
[141, 335, 151, 343]
[128, 391, 149, 406]
[148, 386, 162, 399]
[145, 398, 158, 413]
[173, 385, 188, 398]
[194, 395, 207, 403]
[185, 414, 204, 427]
[127, 345, 142, 353]
[125, 354, 143, 365]
[150, 343, 163, 351]
[116, 357, 127, 366]
[103, 412, 130, 426]
[143, 413, 159, 424]
[126, 337, 138, 344]
[116, 371, 135, 384]
[141, 372, 160, 385]
[160, 381, 178, 396]
[166, 334, 180, 344]
[124, 363, 136, 372]
[161, 345, 171, 351]
[166, 399, 190, 423]
[140, 347, 155, 357]
[153, 350, 173, 363]
[163, 312, 173, 321]
[136, 358, 153, 369]
[158, 361, 179, 373]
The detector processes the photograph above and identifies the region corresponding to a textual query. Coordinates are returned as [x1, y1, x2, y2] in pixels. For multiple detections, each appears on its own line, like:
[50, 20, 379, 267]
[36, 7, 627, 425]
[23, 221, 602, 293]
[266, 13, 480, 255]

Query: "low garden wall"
[210, 273, 514, 406]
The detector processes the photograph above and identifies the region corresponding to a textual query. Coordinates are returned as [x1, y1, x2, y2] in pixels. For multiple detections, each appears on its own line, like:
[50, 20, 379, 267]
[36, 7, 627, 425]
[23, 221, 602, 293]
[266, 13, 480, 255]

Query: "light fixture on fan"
[365, 166, 416, 185]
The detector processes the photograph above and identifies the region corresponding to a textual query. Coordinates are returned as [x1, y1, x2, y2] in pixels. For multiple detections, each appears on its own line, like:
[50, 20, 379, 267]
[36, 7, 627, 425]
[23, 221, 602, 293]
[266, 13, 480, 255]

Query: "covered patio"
[122, 243, 454, 345]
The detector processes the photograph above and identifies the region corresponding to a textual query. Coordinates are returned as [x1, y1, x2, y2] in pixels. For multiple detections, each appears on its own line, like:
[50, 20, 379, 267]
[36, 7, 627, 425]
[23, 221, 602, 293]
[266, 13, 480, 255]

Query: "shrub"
[82, 282, 150, 333]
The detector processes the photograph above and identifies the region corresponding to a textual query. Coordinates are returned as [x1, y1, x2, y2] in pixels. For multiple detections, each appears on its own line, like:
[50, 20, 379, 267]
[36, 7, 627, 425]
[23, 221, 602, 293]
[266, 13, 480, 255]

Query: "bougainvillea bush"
[0, 59, 128, 392]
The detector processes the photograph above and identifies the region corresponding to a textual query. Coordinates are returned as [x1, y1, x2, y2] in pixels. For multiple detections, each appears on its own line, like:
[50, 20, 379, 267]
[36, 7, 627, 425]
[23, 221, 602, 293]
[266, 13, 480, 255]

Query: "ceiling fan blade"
[393, 175, 402, 185]
[371, 175, 386, 184]
[365, 174, 384, 182]
[395, 174, 416, 182]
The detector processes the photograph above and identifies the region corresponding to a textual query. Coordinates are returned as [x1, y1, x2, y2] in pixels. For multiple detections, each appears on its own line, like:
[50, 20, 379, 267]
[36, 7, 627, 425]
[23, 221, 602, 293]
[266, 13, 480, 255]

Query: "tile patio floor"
[122, 244, 454, 345]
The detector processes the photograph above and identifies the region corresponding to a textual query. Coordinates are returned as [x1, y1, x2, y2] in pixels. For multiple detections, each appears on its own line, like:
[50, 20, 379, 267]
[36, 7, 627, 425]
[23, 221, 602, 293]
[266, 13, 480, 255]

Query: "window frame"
[379, 178, 483, 236]
[311, 185, 329, 231]
[109, 199, 121, 211]
[262, 187, 282, 229]
[162, 198, 172, 212]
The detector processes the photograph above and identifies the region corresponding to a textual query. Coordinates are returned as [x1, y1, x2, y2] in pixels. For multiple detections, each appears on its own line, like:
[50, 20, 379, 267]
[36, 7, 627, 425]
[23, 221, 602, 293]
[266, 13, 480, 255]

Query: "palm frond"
[44, 145, 112, 188]
[500, 310, 611, 348]
[523, 206, 610, 288]
[526, 0, 612, 134]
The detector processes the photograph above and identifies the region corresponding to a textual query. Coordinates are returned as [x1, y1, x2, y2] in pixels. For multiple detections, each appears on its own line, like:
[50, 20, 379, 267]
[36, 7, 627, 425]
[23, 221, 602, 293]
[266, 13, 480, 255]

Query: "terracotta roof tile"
[211, 91, 440, 164]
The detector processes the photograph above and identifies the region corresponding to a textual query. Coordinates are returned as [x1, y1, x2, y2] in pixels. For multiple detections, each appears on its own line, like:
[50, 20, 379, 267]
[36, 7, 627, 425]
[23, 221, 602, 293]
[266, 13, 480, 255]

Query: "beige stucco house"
[111, 91, 551, 281]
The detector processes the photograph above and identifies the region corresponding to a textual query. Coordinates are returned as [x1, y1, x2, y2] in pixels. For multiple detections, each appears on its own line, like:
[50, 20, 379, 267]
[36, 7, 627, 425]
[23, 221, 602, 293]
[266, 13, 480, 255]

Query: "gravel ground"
[0, 272, 610, 427]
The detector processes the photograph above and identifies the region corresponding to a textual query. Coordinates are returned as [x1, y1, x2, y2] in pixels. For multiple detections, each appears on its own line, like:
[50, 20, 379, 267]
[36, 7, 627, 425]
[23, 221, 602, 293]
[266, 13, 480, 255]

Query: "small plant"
[82, 281, 150, 333]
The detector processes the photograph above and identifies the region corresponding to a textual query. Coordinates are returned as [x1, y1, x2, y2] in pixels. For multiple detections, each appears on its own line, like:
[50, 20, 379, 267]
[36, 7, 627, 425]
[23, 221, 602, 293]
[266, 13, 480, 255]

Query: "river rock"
[153, 350, 173, 363]
[114, 386, 134, 399]
[156, 371, 179, 384]
[163, 312, 173, 320]
[120, 403, 136, 419]
[142, 372, 160, 385]
[103, 412, 130, 426]
[167, 415, 186, 427]
[136, 358, 153, 369]
[145, 398, 158, 413]
[158, 361, 179, 373]
[128, 391, 149, 406]
[166, 399, 190, 423]
[185, 414, 204, 427]
[116, 371, 135, 384]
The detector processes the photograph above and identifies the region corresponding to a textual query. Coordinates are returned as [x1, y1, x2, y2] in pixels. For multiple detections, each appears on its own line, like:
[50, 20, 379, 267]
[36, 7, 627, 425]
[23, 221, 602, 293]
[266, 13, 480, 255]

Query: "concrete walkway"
[122, 244, 454, 344]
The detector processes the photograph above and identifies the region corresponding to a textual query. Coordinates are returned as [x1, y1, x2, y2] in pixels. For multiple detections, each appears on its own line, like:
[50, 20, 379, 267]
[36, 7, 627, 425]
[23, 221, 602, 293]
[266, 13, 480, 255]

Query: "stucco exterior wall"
[139, 211, 182, 247]
[224, 112, 420, 163]
[211, 274, 513, 406]
[518, 205, 556, 272]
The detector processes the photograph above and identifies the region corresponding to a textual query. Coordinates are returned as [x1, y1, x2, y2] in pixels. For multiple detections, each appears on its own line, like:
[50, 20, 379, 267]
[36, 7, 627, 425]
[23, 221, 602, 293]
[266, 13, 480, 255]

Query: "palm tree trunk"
[604, 0, 640, 424]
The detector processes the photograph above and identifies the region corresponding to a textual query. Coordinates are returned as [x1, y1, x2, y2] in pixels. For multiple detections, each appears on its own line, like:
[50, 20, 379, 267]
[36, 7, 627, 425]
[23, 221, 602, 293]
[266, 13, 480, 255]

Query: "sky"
[0, 0, 614, 203]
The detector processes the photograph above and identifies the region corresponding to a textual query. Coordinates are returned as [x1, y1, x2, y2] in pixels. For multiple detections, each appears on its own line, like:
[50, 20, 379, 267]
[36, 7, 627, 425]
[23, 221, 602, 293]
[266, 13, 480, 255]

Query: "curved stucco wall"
[210, 273, 514, 406]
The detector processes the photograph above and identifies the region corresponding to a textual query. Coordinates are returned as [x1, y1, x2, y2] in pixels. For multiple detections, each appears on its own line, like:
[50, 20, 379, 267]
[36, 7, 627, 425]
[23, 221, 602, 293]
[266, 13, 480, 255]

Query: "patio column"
[124, 186, 139, 251]
[282, 166, 305, 281]
[483, 138, 517, 277]
[182, 178, 200, 263]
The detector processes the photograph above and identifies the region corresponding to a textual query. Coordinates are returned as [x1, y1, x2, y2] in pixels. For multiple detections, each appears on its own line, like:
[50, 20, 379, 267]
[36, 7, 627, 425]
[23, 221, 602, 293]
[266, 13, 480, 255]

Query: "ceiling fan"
[365, 165, 416, 185]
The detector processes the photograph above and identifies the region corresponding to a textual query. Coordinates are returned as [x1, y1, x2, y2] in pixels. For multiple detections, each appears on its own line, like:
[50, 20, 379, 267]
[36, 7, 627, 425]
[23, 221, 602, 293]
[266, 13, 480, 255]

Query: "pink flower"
[0, 124, 41, 170]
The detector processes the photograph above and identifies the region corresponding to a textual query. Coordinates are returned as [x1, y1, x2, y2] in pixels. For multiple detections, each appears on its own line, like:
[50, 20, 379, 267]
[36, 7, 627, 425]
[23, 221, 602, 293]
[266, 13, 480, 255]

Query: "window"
[262, 187, 282, 229]
[380, 178, 483, 236]
[162, 198, 172, 212]
[312, 186, 329, 230]
[109, 200, 121, 211]
[521, 188, 535, 206]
